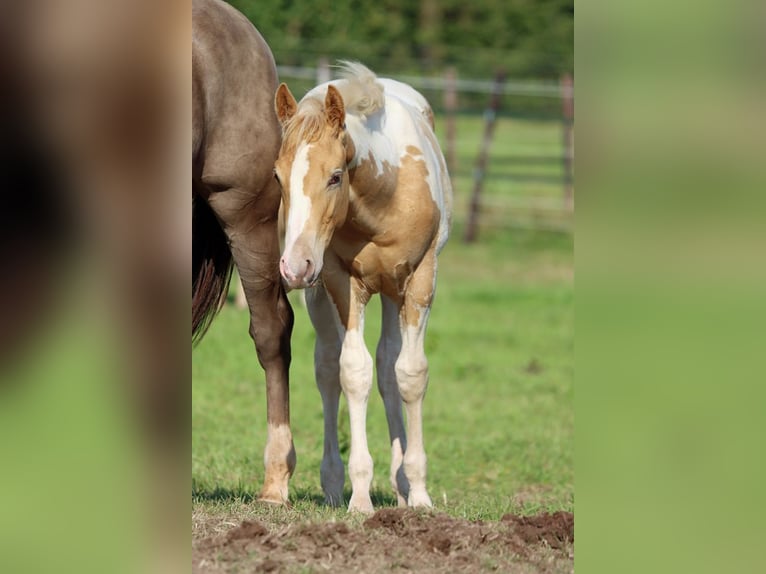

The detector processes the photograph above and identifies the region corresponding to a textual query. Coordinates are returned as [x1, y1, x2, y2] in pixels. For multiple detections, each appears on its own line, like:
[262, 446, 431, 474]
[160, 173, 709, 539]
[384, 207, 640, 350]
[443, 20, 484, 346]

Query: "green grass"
[193, 229, 573, 522]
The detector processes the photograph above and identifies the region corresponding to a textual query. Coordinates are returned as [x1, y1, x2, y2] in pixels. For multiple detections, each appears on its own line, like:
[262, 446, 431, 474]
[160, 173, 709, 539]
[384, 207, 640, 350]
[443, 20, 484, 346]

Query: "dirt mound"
[364, 508, 461, 555]
[503, 511, 574, 549]
[193, 508, 574, 573]
[225, 519, 267, 542]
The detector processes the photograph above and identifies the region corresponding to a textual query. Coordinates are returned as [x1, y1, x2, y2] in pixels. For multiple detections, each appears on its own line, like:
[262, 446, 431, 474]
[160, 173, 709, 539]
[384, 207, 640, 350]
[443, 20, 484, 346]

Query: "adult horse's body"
[193, 0, 295, 504]
[274, 63, 452, 513]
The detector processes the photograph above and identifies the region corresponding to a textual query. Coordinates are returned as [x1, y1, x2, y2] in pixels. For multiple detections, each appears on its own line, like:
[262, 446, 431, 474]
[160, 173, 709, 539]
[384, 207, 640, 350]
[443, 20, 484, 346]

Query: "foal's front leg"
[324, 270, 375, 513]
[396, 252, 438, 509]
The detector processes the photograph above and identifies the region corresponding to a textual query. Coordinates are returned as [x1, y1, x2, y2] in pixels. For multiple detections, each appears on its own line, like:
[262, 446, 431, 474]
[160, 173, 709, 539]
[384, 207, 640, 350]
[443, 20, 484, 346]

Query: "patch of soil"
[502, 511, 574, 549]
[225, 520, 267, 542]
[193, 508, 574, 573]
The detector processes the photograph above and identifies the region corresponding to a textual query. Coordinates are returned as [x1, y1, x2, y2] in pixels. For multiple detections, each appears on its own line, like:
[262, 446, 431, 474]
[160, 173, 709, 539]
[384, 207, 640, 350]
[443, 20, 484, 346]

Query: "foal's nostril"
[279, 257, 293, 281]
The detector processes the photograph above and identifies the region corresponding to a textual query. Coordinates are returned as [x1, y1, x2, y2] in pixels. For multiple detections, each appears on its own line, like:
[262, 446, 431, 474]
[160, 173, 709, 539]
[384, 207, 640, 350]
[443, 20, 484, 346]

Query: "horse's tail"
[192, 195, 233, 343]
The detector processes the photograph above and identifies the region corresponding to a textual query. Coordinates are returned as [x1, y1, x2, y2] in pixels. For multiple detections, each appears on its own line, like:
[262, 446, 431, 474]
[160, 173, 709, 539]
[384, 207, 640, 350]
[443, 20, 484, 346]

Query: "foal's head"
[274, 84, 354, 289]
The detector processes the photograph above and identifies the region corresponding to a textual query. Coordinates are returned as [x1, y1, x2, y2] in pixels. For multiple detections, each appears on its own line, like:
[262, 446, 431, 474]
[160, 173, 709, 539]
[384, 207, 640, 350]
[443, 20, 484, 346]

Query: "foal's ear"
[275, 83, 297, 124]
[324, 85, 345, 135]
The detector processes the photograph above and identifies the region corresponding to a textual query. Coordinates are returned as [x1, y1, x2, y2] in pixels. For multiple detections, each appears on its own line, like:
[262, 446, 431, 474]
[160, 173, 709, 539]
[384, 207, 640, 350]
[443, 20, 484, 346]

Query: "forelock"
[280, 98, 329, 154]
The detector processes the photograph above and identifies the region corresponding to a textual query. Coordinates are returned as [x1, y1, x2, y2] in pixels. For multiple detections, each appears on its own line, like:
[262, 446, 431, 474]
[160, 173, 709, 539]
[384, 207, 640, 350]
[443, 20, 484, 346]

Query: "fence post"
[561, 73, 574, 210]
[443, 66, 457, 176]
[317, 56, 331, 84]
[464, 70, 505, 243]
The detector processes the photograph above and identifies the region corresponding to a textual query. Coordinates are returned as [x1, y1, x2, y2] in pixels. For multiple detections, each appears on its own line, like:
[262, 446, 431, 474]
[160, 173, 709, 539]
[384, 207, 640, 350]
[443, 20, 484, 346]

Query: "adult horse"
[193, 0, 295, 504]
[274, 62, 452, 513]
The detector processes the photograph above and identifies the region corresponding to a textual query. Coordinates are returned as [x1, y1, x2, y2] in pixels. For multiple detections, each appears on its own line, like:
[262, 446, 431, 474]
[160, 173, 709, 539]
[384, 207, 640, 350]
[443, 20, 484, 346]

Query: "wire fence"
[277, 65, 569, 99]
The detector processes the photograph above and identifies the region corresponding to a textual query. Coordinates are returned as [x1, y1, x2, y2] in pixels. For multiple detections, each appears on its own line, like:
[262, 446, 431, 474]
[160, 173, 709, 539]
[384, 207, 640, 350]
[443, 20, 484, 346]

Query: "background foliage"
[228, 0, 573, 79]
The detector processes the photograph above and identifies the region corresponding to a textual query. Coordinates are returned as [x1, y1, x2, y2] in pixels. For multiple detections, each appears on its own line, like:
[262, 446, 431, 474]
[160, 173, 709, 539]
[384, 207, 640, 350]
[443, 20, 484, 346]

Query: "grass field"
[192, 115, 573, 571]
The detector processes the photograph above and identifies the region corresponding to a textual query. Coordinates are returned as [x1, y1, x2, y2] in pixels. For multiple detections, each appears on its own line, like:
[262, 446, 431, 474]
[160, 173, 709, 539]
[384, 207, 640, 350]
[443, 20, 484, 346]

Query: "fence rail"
[276, 65, 569, 98]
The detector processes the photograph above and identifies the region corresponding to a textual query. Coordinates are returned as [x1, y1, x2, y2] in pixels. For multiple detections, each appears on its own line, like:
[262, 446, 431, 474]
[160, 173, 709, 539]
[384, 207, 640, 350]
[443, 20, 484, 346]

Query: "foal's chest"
[330, 234, 425, 300]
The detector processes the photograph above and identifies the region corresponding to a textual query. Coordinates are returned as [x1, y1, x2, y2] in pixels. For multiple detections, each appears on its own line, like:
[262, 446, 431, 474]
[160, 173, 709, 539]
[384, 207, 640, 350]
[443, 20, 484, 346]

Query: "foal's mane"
[281, 61, 384, 151]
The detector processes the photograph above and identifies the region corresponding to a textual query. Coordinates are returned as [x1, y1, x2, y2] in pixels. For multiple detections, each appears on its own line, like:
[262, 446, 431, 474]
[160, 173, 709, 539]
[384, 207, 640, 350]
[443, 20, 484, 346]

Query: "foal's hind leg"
[396, 251, 438, 509]
[377, 295, 409, 507]
[305, 285, 345, 506]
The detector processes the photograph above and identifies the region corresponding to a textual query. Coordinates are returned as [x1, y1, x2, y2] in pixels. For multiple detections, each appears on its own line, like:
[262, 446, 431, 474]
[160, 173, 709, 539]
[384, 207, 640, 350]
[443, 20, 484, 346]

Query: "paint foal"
[274, 63, 452, 512]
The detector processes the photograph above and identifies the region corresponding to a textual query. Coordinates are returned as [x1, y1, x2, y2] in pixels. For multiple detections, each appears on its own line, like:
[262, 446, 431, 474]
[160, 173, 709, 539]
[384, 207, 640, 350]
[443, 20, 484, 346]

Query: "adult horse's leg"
[376, 295, 409, 507]
[305, 285, 345, 506]
[396, 251, 437, 509]
[208, 185, 295, 504]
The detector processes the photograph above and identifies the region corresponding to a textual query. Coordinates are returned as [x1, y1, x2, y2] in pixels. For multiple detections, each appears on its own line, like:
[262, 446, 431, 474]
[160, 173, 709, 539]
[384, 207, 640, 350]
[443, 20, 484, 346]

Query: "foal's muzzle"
[279, 256, 318, 289]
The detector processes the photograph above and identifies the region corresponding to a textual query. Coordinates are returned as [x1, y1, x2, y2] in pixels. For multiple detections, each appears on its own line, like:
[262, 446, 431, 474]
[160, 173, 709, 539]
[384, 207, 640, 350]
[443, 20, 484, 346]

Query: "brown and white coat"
[274, 62, 452, 512]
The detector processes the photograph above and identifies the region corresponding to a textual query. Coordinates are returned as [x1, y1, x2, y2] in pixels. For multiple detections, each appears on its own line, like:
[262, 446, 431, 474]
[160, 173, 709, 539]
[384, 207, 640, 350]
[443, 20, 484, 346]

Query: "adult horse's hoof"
[257, 485, 291, 507]
[257, 494, 291, 508]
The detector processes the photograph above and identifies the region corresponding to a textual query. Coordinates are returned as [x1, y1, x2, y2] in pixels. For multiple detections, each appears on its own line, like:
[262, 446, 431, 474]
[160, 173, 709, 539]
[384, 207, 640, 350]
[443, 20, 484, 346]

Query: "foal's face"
[274, 84, 351, 289]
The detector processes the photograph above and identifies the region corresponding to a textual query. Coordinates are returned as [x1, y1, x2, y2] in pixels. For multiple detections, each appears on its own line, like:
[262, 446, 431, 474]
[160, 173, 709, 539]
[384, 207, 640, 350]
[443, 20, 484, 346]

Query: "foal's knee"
[395, 353, 428, 403]
[376, 342, 398, 391]
[315, 339, 341, 383]
[339, 341, 373, 399]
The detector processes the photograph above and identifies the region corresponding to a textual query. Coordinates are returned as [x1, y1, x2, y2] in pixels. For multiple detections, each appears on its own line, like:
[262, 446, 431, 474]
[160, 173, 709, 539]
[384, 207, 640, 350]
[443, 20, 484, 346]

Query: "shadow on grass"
[192, 483, 399, 509]
[192, 485, 257, 504]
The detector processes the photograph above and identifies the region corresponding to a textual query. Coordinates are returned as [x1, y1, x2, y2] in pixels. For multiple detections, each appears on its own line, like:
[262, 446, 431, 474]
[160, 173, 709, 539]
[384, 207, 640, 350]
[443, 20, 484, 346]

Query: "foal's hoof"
[323, 493, 345, 508]
[408, 490, 433, 509]
[347, 494, 374, 514]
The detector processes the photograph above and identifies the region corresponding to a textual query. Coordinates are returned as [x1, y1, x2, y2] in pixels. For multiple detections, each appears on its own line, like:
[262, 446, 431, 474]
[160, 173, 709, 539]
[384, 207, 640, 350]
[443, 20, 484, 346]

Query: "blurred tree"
[227, 0, 572, 77]
[225, 0, 572, 116]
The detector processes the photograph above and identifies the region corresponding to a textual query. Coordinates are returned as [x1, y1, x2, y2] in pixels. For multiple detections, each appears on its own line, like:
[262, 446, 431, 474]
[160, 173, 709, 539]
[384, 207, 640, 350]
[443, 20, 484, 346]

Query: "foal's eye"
[327, 173, 342, 187]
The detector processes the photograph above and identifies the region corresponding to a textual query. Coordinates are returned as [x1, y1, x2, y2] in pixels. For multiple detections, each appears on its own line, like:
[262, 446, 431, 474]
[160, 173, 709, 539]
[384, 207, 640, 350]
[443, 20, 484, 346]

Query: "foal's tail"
[192, 195, 233, 343]
[335, 60, 384, 118]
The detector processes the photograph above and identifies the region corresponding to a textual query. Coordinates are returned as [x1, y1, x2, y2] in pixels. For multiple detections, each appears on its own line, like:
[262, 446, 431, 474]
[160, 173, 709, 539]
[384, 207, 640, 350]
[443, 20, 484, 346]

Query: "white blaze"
[283, 143, 313, 254]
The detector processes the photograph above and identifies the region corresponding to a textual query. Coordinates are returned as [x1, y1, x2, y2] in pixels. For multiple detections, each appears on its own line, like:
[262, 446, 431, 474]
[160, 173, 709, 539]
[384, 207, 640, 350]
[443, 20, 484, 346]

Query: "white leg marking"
[339, 322, 374, 513]
[306, 286, 345, 506]
[377, 296, 408, 506]
[261, 423, 296, 504]
[396, 306, 433, 508]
